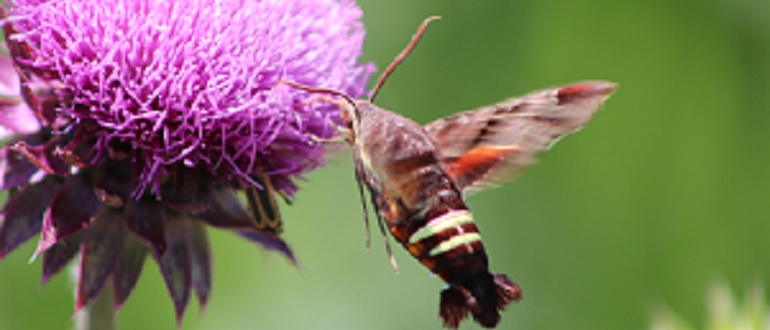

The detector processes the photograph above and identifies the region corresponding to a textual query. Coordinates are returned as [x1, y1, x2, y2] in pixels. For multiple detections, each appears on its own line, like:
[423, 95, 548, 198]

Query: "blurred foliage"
[651, 281, 770, 330]
[1, 0, 770, 329]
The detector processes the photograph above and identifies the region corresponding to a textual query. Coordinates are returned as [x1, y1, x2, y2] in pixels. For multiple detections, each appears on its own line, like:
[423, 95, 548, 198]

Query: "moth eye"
[341, 109, 353, 127]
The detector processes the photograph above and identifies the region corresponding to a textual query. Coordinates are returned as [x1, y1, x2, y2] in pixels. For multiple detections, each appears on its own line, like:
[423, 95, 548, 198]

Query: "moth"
[285, 16, 617, 329]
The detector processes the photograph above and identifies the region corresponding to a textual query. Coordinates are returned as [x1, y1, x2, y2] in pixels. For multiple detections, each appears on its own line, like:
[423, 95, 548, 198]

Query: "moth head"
[336, 96, 363, 141]
[341, 100, 382, 136]
[276, 79, 361, 142]
[303, 90, 361, 143]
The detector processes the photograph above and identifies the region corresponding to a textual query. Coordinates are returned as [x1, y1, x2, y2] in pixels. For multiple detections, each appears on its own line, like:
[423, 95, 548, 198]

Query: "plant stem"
[71, 263, 116, 330]
[78, 281, 116, 330]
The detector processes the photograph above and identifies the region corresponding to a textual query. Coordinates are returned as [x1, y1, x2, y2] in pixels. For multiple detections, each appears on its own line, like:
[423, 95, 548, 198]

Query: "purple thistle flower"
[0, 0, 373, 322]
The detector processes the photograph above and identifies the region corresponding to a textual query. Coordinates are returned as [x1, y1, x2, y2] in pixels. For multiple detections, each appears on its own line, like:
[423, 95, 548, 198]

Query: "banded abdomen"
[385, 161, 521, 328]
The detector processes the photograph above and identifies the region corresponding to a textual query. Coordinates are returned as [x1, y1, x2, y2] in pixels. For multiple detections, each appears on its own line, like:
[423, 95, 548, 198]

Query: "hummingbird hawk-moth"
[285, 16, 617, 329]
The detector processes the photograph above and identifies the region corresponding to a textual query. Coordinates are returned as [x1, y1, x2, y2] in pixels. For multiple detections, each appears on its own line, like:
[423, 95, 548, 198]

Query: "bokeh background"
[2, 0, 770, 329]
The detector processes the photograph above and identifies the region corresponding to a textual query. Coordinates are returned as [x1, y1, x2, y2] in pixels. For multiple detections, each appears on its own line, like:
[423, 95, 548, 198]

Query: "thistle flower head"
[0, 0, 372, 322]
[5, 0, 372, 195]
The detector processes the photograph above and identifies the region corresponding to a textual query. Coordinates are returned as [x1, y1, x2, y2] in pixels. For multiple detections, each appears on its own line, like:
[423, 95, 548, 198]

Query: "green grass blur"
[1, 0, 770, 329]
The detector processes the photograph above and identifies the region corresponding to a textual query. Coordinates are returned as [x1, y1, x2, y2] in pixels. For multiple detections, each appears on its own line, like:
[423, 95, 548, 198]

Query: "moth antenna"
[369, 16, 441, 102]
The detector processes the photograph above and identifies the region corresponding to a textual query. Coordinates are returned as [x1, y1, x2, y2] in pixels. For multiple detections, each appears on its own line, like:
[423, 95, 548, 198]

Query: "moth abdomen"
[392, 207, 521, 329]
[440, 272, 521, 329]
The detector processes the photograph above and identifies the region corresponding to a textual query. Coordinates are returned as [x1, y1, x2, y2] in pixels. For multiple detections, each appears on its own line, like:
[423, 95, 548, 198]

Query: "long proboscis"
[279, 80, 359, 110]
[368, 16, 441, 102]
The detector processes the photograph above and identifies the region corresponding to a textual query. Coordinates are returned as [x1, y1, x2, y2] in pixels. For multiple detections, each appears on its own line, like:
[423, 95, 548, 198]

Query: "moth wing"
[424, 81, 618, 194]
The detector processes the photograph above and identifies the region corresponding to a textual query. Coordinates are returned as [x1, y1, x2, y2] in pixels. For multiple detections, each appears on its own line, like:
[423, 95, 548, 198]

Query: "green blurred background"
[2, 0, 770, 329]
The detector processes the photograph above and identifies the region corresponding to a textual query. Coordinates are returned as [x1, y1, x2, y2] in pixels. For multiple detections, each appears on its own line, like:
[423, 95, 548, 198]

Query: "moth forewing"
[425, 81, 618, 193]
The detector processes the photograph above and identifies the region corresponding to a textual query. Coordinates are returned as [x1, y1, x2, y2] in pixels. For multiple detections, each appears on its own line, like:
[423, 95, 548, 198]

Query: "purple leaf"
[194, 186, 296, 263]
[124, 198, 166, 257]
[0, 133, 44, 190]
[0, 176, 61, 258]
[75, 209, 127, 311]
[41, 232, 82, 284]
[239, 229, 296, 265]
[54, 128, 98, 168]
[11, 137, 70, 176]
[157, 213, 192, 323]
[189, 221, 211, 308]
[112, 235, 149, 310]
[195, 186, 258, 230]
[34, 173, 100, 257]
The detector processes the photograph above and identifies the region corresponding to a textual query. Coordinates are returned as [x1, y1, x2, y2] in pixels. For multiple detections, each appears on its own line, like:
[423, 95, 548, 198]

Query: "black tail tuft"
[439, 273, 522, 329]
[439, 286, 471, 329]
[493, 273, 522, 306]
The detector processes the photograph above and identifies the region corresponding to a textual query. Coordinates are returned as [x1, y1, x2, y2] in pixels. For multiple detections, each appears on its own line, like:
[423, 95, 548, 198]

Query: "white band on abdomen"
[428, 232, 482, 256]
[408, 210, 474, 244]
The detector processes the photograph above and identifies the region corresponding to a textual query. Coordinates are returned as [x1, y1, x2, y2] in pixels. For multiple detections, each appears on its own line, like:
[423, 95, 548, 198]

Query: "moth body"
[346, 100, 521, 328]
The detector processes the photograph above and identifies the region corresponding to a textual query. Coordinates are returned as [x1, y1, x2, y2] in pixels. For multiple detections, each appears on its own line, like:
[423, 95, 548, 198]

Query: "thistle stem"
[71, 263, 116, 330]
[77, 281, 116, 330]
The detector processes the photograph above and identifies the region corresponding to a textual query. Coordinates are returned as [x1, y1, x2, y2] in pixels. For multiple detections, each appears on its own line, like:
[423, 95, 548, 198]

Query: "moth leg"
[375, 210, 399, 273]
[355, 154, 399, 272]
[353, 153, 372, 249]
[370, 192, 399, 273]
